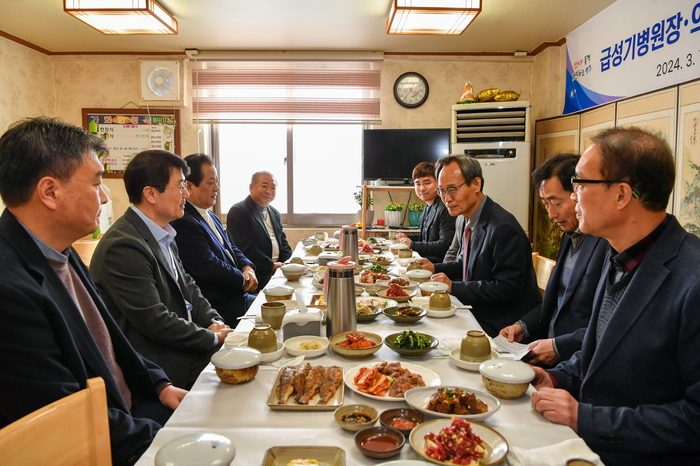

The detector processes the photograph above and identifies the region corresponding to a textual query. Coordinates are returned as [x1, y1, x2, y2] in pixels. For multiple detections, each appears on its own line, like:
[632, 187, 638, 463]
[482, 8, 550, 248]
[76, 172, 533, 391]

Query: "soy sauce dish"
[354, 426, 405, 459]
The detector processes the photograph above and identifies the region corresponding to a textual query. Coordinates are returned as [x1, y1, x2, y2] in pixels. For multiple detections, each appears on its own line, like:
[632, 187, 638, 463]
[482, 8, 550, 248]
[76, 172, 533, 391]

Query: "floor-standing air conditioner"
[451, 101, 531, 234]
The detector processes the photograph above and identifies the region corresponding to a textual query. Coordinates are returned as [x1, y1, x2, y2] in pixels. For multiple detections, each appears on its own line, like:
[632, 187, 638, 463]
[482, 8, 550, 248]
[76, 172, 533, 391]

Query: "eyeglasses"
[570, 177, 640, 199]
[436, 181, 467, 197]
[158, 182, 188, 194]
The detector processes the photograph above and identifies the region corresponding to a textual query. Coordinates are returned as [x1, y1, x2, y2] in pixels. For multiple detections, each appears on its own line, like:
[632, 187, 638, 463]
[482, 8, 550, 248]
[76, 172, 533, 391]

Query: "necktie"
[49, 258, 132, 409]
[462, 225, 471, 281]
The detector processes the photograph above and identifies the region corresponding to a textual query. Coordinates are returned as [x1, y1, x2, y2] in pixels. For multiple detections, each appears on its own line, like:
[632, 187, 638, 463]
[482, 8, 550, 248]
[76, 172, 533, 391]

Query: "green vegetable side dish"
[368, 264, 388, 273]
[394, 329, 432, 350]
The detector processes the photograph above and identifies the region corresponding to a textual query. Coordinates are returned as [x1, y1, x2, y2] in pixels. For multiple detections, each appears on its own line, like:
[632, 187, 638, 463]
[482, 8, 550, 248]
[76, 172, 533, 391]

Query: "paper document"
[493, 335, 531, 360]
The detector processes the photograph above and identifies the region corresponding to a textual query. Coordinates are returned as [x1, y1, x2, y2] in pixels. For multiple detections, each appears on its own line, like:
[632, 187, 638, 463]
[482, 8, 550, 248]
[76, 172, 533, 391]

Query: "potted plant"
[407, 201, 425, 228]
[383, 203, 404, 227]
[354, 190, 374, 225]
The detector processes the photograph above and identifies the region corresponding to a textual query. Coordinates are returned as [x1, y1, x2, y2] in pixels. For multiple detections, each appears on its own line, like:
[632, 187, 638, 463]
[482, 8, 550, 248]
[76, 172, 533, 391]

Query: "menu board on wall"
[82, 108, 180, 177]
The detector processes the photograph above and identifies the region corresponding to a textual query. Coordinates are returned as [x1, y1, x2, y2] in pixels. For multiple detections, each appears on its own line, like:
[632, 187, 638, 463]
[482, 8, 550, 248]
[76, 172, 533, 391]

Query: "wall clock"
[394, 72, 429, 108]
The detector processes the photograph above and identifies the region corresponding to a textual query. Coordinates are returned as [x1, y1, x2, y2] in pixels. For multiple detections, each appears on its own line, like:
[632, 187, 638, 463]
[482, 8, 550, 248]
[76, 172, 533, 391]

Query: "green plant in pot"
[384, 203, 404, 227]
[354, 190, 374, 225]
[407, 202, 425, 228]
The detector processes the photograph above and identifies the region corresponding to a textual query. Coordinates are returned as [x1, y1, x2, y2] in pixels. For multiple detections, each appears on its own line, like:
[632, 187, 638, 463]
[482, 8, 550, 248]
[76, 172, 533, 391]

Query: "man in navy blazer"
[418, 155, 541, 337]
[227, 171, 292, 289]
[171, 154, 257, 324]
[0, 118, 187, 466]
[532, 127, 700, 465]
[499, 153, 608, 366]
[396, 162, 456, 263]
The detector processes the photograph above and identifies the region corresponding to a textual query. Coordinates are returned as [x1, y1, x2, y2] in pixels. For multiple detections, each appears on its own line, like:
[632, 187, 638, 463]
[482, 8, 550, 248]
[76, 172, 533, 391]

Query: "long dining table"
[134, 242, 579, 465]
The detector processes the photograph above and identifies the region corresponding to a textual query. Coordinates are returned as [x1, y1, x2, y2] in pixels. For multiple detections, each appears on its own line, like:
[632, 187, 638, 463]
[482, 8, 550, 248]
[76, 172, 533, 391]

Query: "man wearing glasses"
[531, 127, 700, 465]
[499, 153, 608, 367]
[418, 155, 541, 336]
[91, 150, 232, 390]
[395, 162, 456, 263]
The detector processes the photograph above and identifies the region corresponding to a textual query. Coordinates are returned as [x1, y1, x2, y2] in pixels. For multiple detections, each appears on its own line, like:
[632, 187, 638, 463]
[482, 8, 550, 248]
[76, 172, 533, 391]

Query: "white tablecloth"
[135, 244, 578, 465]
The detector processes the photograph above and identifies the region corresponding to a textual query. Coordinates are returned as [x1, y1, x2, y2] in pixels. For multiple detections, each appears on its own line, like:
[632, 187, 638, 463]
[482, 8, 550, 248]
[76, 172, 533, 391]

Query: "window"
[216, 123, 362, 226]
[191, 55, 381, 226]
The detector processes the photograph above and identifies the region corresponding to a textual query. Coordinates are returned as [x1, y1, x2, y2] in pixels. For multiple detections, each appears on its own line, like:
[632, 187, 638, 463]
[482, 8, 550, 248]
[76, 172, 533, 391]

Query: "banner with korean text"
[564, 0, 700, 114]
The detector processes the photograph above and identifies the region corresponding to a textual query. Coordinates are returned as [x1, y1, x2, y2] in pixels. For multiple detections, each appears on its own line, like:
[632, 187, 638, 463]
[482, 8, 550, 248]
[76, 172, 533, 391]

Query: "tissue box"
[282, 309, 323, 341]
[318, 252, 341, 266]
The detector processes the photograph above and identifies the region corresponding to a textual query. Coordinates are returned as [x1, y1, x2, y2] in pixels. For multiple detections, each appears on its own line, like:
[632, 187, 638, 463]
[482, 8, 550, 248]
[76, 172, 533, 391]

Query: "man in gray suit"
[91, 150, 232, 390]
[531, 127, 700, 465]
[418, 155, 541, 336]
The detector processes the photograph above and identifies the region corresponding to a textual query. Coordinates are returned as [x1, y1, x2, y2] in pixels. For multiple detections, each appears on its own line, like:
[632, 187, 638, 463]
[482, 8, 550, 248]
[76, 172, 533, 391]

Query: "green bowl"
[384, 332, 439, 357]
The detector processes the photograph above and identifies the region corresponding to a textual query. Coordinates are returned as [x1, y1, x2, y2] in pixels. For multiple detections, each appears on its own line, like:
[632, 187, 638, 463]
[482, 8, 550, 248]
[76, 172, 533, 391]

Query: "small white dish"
[420, 303, 457, 318]
[449, 348, 500, 371]
[155, 433, 235, 466]
[283, 335, 329, 358]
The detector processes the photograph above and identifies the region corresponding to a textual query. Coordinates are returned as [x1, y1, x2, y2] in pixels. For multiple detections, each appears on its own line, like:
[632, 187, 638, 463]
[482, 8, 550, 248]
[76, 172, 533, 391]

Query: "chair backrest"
[531, 251, 539, 269]
[535, 255, 556, 296]
[0, 377, 112, 466]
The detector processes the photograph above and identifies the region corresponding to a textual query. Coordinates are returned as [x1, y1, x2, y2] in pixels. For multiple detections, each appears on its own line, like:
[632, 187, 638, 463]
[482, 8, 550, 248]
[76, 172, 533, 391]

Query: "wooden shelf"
[360, 185, 415, 239]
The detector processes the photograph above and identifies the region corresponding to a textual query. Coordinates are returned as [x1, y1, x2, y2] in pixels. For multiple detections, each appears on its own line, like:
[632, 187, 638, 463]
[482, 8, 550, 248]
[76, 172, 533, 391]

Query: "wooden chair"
[535, 255, 556, 296]
[0, 377, 112, 466]
[531, 251, 539, 269]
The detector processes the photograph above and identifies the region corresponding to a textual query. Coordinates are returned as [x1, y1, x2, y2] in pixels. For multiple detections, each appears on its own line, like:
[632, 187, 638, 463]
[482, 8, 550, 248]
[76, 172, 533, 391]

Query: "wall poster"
[82, 108, 180, 177]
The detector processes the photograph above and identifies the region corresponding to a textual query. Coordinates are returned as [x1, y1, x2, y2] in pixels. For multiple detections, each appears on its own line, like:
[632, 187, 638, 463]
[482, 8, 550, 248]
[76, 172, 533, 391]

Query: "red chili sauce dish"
[390, 418, 416, 430]
[361, 434, 401, 451]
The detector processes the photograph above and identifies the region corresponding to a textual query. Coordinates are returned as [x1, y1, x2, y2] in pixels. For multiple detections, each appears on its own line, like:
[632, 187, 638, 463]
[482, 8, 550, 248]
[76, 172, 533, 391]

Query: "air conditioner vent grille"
[452, 102, 531, 143]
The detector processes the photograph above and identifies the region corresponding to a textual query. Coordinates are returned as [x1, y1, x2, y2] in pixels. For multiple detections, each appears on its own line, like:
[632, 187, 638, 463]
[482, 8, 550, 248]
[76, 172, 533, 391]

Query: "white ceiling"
[0, 0, 616, 55]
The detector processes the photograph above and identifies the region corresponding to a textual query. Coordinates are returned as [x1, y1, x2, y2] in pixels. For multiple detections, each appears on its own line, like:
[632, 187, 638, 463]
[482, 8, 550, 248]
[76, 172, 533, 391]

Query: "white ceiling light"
[64, 0, 178, 35]
[387, 0, 481, 35]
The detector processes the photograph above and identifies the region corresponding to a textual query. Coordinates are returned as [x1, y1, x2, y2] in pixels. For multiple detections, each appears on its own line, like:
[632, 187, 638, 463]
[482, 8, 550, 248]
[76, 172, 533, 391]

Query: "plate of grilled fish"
[267, 363, 345, 410]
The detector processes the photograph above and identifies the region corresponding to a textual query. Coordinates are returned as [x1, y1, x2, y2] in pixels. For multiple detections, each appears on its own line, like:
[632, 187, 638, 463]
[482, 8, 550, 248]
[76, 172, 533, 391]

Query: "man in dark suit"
[396, 162, 456, 263]
[0, 118, 187, 466]
[227, 171, 292, 289]
[91, 151, 232, 390]
[531, 127, 700, 465]
[171, 154, 257, 324]
[418, 155, 541, 337]
[499, 153, 608, 366]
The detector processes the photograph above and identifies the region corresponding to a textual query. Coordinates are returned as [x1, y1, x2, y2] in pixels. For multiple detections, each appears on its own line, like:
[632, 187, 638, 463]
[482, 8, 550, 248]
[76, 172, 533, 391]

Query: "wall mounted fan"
[140, 61, 181, 101]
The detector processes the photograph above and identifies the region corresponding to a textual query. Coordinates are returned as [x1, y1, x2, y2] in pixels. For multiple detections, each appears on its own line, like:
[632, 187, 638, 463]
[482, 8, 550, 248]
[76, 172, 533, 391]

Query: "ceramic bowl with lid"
[406, 269, 432, 283]
[479, 359, 535, 399]
[418, 281, 449, 297]
[280, 263, 308, 281]
[211, 347, 262, 384]
[263, 285, 295, 302]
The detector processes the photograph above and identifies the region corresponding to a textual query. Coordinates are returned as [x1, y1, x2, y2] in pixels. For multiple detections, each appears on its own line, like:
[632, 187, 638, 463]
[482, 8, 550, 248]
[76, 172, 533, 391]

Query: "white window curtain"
[191, 56, 382, 124]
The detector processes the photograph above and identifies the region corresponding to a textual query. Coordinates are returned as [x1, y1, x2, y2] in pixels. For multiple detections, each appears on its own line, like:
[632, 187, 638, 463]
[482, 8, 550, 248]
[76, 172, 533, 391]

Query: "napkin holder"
[282, 309, 323, 341]
[318, 252, 341, 266]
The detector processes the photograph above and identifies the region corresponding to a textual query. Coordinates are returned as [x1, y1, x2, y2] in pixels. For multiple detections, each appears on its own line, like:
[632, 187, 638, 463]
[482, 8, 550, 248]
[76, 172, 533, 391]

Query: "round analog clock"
[393, 72, 429, 108]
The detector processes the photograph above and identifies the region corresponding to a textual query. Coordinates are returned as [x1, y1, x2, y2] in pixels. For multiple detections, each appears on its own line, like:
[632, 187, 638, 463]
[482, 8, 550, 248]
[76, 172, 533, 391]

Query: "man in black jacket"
[396, 162, 456, 263]
[499, 153, 607, 366]
[227, 171, 292, 288]
[0, 117, 186, 466]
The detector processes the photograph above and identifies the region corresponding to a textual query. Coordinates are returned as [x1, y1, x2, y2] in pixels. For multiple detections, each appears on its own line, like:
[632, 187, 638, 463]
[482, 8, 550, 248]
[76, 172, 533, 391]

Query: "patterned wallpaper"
[0, 35, 552, 218]
[380, 55, 534, 129]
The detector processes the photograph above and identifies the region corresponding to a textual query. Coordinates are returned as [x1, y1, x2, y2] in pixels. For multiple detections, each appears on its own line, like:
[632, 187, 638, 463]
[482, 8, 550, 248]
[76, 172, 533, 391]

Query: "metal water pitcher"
[340, 224, 360, 265]
[323, 256, 357, 337]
